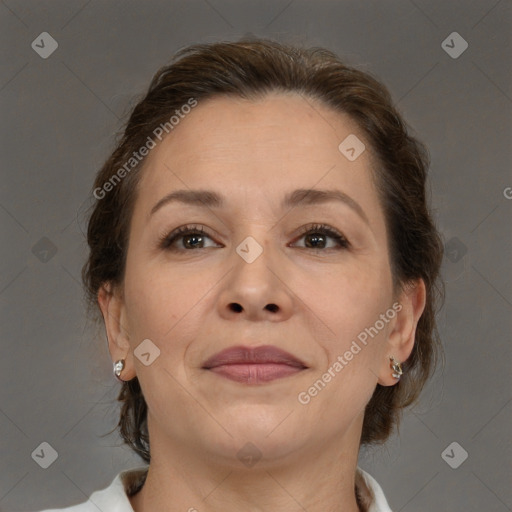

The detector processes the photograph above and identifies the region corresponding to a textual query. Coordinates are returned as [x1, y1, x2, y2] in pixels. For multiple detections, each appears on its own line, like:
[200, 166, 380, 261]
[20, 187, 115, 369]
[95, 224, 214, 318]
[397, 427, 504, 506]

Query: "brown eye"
[292, 224, 350, 250]
[159, 225, 220, 251]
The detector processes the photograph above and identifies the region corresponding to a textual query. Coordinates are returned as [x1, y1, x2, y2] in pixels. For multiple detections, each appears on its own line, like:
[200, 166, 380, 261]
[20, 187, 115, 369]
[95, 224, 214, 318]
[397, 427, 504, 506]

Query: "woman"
[41, 38, 444, 512]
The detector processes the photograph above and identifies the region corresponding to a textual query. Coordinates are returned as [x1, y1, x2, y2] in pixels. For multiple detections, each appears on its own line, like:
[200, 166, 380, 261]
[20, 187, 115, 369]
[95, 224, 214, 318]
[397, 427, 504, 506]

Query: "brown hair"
[82, 38, 445, 464]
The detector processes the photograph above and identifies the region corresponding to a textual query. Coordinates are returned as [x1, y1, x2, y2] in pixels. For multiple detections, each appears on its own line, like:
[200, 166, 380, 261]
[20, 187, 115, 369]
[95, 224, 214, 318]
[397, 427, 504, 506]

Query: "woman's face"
[105, 92, 411, 465]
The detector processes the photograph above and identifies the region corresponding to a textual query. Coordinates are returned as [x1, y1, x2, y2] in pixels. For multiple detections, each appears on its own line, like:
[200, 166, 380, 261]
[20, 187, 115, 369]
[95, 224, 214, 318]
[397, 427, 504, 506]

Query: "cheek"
[122, 255, 171, 339]
[305, 258, 392, 356]
[122, 255, 210, 343]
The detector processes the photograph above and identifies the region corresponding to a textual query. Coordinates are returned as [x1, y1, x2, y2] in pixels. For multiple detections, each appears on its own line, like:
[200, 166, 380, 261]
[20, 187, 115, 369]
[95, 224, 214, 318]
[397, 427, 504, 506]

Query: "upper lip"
[202, 345, 307, 369]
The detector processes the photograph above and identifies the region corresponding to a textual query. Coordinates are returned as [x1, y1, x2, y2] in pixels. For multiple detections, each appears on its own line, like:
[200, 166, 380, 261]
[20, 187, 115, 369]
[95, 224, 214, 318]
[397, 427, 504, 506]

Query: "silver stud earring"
[389, 356, 403, 380]
[113, 359, 125, 382]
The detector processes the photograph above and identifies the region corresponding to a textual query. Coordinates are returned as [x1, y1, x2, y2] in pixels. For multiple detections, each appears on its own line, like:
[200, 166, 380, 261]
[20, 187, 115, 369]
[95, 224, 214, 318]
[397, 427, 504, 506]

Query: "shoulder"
[36, 466, 149, 512]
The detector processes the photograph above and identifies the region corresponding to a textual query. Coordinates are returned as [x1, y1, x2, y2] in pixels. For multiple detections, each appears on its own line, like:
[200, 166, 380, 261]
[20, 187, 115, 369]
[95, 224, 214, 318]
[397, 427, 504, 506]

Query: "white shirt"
[38, 465, 393, 512]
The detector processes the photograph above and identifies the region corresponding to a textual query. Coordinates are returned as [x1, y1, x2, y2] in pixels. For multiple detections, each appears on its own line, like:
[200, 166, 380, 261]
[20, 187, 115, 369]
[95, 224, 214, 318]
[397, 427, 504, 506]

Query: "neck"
[129, 415, 366, 512]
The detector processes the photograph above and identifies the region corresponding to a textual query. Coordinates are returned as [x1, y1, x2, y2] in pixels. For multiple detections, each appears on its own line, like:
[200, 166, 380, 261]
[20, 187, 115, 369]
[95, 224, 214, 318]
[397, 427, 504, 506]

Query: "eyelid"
[157, 224, 220, 249]
[291, 223, 350, 249]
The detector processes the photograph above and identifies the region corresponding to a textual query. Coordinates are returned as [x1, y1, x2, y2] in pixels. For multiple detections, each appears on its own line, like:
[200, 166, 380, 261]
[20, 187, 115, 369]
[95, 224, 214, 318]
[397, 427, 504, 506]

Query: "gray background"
[1, 0, 511, 510]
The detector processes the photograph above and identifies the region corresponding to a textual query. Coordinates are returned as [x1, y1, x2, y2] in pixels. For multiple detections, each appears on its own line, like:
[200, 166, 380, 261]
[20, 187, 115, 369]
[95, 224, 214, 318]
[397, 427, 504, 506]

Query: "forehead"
[135, 92, 382, 219]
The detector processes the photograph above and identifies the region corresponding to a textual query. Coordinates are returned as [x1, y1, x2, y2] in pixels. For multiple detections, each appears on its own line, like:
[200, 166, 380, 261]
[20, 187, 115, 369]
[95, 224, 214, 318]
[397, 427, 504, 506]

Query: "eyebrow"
[150, 188, 369, 225]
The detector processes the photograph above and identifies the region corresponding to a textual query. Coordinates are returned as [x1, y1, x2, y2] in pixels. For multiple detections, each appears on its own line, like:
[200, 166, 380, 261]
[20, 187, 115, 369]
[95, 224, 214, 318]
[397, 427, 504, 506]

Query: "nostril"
[265, 304, 279, 313]
[229, 303, 243, 312]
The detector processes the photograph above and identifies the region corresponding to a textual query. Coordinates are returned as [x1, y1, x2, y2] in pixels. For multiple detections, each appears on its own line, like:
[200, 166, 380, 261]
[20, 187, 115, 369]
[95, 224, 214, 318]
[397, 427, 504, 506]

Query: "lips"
[202, 345, 308, 384]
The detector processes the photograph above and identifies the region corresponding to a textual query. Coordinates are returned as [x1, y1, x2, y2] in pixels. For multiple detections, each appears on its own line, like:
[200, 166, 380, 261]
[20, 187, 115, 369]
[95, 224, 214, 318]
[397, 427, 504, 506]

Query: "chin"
[200, 415, 308, 464]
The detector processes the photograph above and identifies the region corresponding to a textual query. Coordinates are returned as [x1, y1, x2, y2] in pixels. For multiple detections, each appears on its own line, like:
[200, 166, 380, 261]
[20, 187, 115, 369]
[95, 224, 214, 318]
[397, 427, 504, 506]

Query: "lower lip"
[207, 363, 305, 384]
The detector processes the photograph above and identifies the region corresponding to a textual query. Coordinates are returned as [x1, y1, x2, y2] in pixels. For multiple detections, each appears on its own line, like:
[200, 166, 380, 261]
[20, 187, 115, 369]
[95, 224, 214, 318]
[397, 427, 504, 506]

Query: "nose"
[217, 238, 294, 323]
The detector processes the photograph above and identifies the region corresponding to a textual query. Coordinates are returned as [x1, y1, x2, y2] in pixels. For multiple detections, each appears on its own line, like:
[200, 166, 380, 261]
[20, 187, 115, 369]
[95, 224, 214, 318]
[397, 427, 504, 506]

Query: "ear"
[97, 282, 136, 381]
[377, 278, 427, 386]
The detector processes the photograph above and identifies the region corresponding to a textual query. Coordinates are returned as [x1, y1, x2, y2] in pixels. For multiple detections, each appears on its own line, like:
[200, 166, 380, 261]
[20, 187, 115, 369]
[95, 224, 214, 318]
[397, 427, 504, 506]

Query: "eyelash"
[158, 223, 350, 252]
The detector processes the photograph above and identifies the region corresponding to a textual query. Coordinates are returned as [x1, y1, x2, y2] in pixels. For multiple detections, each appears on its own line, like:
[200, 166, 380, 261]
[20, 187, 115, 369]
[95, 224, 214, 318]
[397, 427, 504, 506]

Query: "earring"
[389, 356, 403, 380]
[113, 359, 125, 382]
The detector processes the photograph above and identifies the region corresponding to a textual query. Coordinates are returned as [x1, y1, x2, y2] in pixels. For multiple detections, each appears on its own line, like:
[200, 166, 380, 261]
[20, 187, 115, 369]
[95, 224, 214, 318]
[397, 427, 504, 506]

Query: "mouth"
[202, 345, 308, 385]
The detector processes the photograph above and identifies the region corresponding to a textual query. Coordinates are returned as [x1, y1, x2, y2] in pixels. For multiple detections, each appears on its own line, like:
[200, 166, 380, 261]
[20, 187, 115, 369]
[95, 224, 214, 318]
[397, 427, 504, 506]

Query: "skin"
[98, 92, 426, 512]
